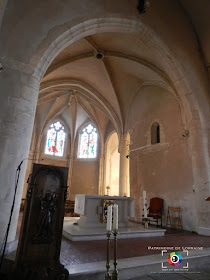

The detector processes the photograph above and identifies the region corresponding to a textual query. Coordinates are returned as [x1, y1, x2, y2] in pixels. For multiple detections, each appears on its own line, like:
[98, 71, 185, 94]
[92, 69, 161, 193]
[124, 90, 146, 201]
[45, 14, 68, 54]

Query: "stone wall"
[127, 85, 195, 231]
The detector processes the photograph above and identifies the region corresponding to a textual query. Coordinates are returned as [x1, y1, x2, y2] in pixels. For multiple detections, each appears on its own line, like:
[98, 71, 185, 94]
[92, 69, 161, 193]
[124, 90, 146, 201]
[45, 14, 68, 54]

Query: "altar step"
[66, 248, 210, 280]
[3, 248, 210, 280]
[63, 217, 166, 241]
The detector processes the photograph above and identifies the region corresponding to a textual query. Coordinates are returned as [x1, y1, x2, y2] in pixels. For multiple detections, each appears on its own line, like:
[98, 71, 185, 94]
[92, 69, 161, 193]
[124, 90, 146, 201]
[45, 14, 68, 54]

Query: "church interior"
[0, 0, 210, 279]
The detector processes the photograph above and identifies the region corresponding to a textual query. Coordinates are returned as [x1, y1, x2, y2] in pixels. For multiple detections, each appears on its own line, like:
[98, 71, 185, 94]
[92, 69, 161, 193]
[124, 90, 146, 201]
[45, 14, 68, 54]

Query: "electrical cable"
[0, 161, 22, 270]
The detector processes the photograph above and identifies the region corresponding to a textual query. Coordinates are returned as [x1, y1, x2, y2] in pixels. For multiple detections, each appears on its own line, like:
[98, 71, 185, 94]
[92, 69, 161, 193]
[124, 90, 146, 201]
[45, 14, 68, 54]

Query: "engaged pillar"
[119, 134, 130, 197]
[0, 66, 39, 246]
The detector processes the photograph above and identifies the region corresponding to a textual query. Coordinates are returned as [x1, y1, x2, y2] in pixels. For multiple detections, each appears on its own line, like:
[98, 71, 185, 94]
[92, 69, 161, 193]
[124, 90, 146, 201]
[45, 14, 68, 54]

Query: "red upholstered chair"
[147, 197, 164, 227]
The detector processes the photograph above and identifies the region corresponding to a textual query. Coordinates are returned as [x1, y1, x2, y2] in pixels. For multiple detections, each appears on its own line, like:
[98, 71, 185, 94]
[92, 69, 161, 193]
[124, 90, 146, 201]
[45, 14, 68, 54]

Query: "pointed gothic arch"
[45, 121, 66, 157]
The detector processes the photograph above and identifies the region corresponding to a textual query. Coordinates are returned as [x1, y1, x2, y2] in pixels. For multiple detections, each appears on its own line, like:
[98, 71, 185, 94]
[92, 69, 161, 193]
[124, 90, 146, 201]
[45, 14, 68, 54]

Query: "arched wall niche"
[104, 132, 120, 196]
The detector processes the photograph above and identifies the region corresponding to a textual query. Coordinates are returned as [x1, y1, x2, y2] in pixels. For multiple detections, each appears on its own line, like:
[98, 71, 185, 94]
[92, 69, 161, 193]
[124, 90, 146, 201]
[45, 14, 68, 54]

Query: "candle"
[106, 205, 112, 231]
[143, 190, 147, 218]
[113, 204, 118, 230]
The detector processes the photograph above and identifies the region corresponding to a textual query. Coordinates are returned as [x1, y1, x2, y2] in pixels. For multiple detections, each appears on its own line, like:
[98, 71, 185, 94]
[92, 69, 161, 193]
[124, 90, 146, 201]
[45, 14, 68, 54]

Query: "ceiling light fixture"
[95, 53, 104, 60]
[137, 0, 150, 14]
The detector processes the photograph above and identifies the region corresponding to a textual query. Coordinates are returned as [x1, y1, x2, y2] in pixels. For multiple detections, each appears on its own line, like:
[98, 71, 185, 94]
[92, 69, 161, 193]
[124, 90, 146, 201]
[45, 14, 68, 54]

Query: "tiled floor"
[60, 230, 210, 266]
[16, 212, 210, 266]
[12, 213, 210, 279]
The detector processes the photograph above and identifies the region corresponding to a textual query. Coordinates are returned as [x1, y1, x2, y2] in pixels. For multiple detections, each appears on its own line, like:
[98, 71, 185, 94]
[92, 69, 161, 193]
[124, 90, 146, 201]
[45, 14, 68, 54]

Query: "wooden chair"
[147, 197, 164, 227]
[166, 206, 182, 230]
[64, 200, 75, 216]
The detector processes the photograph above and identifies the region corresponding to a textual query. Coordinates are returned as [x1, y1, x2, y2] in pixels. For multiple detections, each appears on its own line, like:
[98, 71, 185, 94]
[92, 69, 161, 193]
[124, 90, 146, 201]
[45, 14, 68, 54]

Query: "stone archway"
[33, 18, 210, 213]
[1, 16, 210, 248]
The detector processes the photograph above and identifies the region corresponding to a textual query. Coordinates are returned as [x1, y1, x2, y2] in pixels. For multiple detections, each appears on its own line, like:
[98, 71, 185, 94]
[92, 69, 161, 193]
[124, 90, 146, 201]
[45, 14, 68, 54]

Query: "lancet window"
[45, 121, 65, 156]
[78, 124, 97, 158]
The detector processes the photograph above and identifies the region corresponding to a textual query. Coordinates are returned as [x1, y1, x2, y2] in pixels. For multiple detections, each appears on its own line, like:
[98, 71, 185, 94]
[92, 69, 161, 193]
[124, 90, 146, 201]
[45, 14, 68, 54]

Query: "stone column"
[98, 153, 104, 195]
[0, 66, 39, 245]
[119, 134, 130, 196]
[188, 122, 210, 235]
[67, 96, 77, 200]
[67, 154, 75, 200]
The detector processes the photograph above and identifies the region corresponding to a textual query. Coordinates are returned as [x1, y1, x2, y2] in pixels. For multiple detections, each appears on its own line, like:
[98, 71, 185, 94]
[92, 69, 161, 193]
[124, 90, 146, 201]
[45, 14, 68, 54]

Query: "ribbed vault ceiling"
[40, 32, 176, 136]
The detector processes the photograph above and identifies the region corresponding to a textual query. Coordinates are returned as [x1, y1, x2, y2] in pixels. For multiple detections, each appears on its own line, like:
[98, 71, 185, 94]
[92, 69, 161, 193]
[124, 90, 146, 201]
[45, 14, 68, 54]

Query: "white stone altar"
[74, 194, 135, 228]
[63, 195, 166, 241]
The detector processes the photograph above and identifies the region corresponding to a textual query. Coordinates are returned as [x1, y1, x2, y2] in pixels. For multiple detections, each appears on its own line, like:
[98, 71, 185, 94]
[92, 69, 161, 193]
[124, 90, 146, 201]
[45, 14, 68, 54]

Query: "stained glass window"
[45, 121, 65, 157]
[78, 124, 97, 158]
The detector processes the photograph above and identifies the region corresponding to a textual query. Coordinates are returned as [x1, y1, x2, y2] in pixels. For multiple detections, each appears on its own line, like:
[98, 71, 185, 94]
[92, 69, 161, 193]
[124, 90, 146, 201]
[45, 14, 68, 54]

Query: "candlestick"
[106, 205, 112, 231]
[143, 190, 147, 218]
[105, 231, 112, 280]
[112, 230, 119, 280]
[113, 204, 118, 230]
